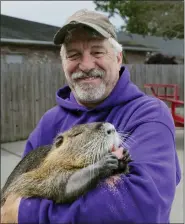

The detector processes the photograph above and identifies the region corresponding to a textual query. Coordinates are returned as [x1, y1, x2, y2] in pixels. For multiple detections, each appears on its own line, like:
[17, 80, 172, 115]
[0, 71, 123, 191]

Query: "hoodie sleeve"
[18, 118, 181, 223]
[22, 107, 61, 158]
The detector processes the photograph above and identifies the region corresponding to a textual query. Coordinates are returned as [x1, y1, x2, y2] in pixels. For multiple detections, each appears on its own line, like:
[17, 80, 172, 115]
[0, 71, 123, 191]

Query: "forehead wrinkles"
[66, 40, 105, 52]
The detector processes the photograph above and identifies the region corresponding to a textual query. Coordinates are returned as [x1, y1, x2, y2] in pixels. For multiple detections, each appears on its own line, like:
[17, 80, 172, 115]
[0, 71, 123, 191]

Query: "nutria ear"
[55, 135, 64, 148]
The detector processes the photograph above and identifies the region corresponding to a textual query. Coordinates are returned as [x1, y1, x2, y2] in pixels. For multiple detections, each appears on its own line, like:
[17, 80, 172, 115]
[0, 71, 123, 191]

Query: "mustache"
[71, 69, 105, 80]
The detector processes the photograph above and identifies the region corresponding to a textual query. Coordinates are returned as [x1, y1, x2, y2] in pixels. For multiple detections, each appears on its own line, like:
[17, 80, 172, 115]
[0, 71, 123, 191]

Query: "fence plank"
[1, 62, 184, 142]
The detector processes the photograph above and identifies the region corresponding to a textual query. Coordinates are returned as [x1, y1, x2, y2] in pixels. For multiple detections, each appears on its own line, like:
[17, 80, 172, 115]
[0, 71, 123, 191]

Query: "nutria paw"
[118, 150, 133, 174]
[99, 153, 119, 174]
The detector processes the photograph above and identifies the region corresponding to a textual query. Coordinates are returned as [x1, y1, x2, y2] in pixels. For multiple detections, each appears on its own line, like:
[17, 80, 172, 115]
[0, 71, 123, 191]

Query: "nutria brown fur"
[1, 122, 132, 206]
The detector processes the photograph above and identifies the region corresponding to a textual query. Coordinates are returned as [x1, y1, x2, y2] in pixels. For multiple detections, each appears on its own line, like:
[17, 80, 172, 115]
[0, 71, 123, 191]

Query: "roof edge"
[1, 38, 58, 46]
[1, 38, 182, 57]
[123, 46, 160, 52]
[1, 38, 159, 51]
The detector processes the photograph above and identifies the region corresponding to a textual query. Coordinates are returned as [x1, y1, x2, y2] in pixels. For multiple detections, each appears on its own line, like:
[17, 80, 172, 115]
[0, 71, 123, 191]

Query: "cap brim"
[53, 21, 111, 45]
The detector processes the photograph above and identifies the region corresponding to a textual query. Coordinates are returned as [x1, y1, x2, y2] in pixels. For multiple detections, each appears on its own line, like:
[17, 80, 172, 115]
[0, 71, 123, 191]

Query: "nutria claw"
[118, 150, 133, 173]
[122, 149, 133, 163]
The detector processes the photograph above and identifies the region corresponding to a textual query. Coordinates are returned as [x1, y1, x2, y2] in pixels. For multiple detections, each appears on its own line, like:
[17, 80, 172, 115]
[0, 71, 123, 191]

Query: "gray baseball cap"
[53, 9, 117, 45]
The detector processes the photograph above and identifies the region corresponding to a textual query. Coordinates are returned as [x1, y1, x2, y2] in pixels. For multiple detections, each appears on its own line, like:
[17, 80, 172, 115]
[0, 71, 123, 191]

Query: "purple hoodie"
[19, 66, 181, 223]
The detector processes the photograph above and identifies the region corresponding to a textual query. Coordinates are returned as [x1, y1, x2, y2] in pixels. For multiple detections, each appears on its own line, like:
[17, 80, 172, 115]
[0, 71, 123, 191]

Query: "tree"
[144, 53, 178, 64]
[93, 0, 184, 39]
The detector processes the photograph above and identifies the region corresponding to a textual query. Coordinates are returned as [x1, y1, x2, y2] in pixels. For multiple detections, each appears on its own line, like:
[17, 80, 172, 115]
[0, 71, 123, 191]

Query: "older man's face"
[62, 28, 122, 107]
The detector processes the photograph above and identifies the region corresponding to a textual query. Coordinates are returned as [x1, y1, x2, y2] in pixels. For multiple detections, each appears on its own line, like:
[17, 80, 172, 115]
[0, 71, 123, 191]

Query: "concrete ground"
[1, 128, 184, 223]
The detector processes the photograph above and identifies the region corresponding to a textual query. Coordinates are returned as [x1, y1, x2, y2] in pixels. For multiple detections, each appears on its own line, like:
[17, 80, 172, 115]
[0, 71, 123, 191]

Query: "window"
[5, 54, 23, 64]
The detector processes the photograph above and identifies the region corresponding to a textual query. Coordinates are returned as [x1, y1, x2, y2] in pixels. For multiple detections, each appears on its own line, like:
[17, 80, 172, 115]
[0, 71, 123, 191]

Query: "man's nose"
[79, 53, 95, 73]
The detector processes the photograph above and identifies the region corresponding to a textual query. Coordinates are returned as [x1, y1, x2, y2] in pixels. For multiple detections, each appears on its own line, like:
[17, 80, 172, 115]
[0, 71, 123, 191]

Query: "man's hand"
[1, 194, 21, 223]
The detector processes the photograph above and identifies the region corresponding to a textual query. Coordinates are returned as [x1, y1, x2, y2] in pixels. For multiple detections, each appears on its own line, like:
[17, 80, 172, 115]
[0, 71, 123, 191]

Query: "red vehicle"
[144, 84, 184, 127]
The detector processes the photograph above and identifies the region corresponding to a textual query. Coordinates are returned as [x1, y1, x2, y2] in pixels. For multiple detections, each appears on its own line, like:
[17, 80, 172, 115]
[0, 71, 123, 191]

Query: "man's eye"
[93, 52, 104, 57]
[68, 54, 78, 57]
[67, 54, 80, 60]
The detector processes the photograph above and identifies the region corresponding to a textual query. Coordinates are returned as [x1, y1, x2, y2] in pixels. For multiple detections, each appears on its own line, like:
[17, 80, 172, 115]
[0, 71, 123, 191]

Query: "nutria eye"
[73, 132, 82, 137]
[55, 135, 64, 147]
[107, 129, 115, 135]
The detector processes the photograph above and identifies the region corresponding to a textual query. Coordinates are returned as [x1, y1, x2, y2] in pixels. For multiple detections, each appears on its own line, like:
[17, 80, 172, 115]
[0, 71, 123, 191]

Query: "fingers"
[112, 147, 124, 159]
[112, 146, 133, 163]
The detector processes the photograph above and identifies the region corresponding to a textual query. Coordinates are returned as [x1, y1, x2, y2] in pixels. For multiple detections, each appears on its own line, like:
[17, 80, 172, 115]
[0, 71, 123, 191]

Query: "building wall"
[1, 44, 61, 64]
[1, 44, 183, 65]
[1, 44, 147, 65]
[124, 51, 147, 64]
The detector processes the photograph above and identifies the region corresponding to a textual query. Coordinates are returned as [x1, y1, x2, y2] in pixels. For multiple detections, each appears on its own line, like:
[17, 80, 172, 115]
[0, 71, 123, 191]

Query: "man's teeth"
[80, 76, 100, 80]
[84, 77, 97, 79]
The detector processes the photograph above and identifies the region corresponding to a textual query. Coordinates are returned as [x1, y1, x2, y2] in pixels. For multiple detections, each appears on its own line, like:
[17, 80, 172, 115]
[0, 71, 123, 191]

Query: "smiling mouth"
[77, 76, 101, 80]
[75, 76, 102, 83]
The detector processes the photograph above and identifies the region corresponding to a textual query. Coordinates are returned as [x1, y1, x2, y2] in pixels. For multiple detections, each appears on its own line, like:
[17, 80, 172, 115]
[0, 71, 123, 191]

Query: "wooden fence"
[1, 62, 184, 143]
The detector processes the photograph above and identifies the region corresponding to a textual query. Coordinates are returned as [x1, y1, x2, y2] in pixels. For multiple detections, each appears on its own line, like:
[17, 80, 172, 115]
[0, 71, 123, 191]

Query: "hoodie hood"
[56, 66, 144, 112]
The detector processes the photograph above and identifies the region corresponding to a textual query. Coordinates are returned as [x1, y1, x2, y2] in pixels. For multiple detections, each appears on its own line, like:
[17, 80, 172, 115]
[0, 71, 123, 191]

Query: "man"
[1, 9, 181, 223]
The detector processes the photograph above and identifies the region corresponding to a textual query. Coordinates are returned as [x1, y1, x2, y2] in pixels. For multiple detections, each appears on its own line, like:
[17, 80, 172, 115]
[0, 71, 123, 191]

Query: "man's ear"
[117, 52, 123, 66]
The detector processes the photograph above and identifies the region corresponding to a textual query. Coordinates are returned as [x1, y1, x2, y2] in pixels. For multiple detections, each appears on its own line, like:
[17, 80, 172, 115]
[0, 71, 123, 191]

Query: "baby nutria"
[1, 122, 132, 206]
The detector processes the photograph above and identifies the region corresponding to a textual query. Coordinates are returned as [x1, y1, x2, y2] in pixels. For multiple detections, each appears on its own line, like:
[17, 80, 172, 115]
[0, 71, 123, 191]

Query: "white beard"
[66, 69, 106, 103]
[74, 81, 106, 102]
